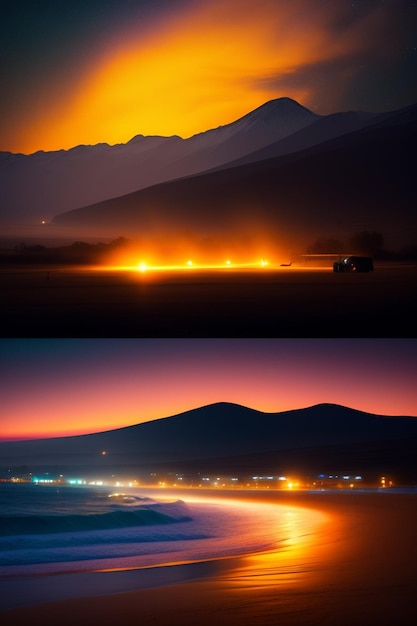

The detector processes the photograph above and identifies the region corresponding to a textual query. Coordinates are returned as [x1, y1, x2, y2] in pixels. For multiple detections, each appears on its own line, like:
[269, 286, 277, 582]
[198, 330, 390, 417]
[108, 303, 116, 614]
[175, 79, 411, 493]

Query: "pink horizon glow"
[1, 339, 416, 441]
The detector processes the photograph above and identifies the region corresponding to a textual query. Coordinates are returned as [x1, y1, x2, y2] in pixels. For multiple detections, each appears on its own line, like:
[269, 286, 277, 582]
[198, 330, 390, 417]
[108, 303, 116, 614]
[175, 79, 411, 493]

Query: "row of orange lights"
[136, 258, 270, 272]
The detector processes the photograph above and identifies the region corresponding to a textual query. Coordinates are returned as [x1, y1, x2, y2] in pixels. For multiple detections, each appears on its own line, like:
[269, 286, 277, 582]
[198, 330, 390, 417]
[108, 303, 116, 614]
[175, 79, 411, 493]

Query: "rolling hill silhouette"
[1, 403, 416, 481]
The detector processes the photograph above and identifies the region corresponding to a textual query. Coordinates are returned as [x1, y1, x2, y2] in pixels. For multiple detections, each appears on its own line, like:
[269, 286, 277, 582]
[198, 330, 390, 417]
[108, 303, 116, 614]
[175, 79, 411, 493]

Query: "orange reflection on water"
[169, 492, 333, 597]
[223, 504, 330, 592]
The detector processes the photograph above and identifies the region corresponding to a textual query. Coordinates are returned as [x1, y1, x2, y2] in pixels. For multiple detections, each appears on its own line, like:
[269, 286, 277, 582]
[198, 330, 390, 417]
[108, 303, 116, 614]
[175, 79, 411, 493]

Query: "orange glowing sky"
[2, 0, 416, 154]
[1, 339, 416, 441]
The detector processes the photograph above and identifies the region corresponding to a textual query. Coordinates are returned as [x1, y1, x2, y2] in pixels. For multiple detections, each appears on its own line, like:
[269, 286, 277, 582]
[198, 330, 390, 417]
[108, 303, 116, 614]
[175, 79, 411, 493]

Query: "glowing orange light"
[6, 0, 384, 153]
[106, 255, 281, 273]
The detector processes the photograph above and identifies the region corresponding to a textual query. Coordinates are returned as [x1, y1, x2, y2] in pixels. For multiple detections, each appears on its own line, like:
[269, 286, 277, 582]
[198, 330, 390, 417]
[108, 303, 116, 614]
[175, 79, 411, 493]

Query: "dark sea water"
[0, 482, 190, 536]
[0, 483, 300, 579]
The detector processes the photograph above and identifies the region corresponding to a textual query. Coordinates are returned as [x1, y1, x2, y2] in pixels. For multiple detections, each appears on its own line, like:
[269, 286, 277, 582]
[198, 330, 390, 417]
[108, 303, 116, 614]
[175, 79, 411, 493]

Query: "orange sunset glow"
[3, 0, 396, 154]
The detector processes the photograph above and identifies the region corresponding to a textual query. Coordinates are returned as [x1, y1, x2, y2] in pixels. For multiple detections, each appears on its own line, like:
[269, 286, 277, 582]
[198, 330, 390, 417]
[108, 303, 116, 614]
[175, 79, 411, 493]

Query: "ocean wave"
[0, 499, 191, 537]
[0, 495, 323, 580]
[107, 493, 157, 506]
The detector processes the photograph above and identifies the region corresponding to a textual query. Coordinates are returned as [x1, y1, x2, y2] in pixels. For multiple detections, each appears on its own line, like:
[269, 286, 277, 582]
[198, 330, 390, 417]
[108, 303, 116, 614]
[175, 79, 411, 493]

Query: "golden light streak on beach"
[224, 510, 331, 592]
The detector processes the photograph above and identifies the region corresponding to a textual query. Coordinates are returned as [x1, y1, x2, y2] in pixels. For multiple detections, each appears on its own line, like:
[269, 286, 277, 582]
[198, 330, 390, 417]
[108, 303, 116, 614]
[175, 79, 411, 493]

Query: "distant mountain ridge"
[0, 97, 320, 223]
[52, 102, 417, 250]
[4, 97, 416, 251]
[1, 403, 416, 480]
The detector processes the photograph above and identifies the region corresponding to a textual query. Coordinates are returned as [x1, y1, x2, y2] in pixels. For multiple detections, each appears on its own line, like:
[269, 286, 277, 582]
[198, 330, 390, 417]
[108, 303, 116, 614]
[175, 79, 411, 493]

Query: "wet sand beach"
[1, 490, 416, 626]
[1, 264, 416, 336]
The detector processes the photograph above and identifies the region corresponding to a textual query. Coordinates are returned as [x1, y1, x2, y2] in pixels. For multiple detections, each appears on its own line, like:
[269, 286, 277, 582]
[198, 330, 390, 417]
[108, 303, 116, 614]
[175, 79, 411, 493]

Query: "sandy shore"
[1, 490, 417, 625]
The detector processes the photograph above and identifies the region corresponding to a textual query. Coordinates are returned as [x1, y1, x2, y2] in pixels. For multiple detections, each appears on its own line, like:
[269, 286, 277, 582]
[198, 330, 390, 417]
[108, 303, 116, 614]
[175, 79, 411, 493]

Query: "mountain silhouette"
[1, 403, 416, 480]
[0, 97, 318, 225]
[52, 102, 417, 250]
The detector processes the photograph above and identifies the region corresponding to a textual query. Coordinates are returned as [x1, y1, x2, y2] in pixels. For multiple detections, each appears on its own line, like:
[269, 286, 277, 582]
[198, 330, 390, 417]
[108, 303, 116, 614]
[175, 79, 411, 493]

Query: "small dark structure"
[333, 256, 374, 272]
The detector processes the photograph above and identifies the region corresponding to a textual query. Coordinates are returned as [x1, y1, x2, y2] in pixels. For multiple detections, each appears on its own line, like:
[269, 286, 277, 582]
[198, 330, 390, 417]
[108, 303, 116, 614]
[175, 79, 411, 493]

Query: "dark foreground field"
[1, 264, 416, 337]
